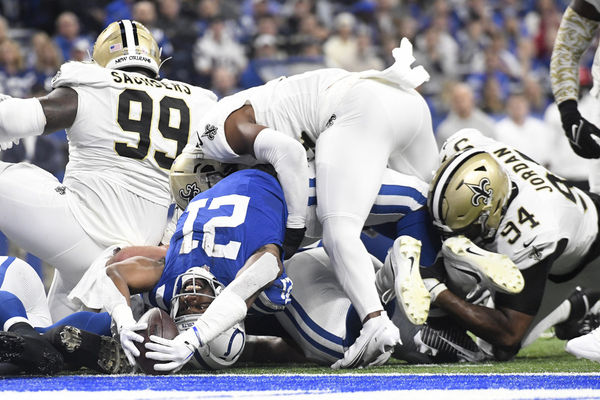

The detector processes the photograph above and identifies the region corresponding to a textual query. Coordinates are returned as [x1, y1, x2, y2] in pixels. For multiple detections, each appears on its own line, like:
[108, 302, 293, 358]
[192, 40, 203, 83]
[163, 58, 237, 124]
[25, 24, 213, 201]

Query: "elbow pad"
[253, 128, 308, 228]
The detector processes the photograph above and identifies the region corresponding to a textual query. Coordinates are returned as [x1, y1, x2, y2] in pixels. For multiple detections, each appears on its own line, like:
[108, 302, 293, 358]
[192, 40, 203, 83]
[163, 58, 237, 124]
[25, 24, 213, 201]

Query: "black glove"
[282, 227, 306, 260]
[558, 99, 600, 159]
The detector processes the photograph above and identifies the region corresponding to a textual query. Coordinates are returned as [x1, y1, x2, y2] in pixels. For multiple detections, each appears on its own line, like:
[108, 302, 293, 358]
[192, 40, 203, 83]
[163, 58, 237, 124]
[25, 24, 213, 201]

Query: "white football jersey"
[441, 130, 598, 274]
[189, 39, 430, 165]
[187, 68, 359, 161]
[52, 62, 217, 207]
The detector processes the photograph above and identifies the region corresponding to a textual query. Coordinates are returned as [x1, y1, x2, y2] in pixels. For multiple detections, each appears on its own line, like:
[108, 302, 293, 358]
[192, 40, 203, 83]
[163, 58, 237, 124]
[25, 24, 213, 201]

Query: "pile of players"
[1, 10, 600, 375]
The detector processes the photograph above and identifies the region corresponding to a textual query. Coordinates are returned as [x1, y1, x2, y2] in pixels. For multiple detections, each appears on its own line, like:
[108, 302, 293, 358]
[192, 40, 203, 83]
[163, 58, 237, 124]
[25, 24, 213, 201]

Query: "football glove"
[282, 227, 306, 260]
[118, 321, 147, 366]
[558, 100, 600, 159]
[145, 330, 199, 373]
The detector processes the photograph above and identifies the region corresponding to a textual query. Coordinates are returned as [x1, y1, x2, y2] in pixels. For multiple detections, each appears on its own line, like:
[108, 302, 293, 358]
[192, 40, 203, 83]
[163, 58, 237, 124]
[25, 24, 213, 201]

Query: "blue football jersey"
[147, 168, 289, 312]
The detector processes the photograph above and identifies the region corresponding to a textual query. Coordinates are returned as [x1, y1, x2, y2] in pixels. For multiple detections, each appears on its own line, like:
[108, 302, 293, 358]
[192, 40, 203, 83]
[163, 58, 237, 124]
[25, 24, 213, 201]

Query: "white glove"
[331, 314, 400, 369]
[0, 139, 18, 150]
[119, 321, 147, 366]
[111, 303, 147, 366]
[145, 327, 202, 373]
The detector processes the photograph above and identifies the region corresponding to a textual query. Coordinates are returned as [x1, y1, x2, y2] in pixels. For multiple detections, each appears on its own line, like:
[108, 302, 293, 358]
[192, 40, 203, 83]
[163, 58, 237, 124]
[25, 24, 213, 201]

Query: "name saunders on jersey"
[111, 70, 191, 94]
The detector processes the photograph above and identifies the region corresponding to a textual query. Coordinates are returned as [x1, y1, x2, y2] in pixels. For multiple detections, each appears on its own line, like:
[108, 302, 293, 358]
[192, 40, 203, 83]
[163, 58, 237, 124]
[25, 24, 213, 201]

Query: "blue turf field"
[2, 373, 600, 392]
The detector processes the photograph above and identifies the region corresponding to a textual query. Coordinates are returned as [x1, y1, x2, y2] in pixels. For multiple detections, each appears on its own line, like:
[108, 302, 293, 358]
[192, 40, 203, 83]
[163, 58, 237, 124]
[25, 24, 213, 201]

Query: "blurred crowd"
[0, 0, 593, 185]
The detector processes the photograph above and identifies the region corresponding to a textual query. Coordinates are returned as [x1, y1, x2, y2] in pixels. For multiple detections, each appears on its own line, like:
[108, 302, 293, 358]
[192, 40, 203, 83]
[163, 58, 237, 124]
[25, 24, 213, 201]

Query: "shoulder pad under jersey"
[439, 128, 495, 163]
[51, 61, 113, 89]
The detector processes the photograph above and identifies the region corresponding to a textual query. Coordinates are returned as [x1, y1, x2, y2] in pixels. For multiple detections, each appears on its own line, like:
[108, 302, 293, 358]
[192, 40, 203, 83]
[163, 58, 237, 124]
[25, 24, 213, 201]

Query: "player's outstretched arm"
[103, 248, 166, 365]
[0, 87, 77, 151]
[39, 87, 78, 134]
[432, 243, 562, 361]
[433, 290, 534, 360]
[146, 244, 283, 373]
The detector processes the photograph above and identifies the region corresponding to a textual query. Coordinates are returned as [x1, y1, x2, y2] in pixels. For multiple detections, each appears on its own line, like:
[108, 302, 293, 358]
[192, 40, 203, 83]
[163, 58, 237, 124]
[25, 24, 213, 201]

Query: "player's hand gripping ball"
[133, 307, 179, 374]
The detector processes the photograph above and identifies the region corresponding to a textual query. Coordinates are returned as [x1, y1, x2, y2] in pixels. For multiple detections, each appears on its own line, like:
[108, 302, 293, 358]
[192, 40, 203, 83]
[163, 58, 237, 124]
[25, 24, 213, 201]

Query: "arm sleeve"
[253, 128, 309, 229]
[0, 97, 46, 141]
[551, 6, 600, 104]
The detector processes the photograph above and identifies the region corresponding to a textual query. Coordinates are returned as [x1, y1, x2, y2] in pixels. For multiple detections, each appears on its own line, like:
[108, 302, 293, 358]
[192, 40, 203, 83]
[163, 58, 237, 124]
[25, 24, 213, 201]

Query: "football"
[133, 307, 179, 375]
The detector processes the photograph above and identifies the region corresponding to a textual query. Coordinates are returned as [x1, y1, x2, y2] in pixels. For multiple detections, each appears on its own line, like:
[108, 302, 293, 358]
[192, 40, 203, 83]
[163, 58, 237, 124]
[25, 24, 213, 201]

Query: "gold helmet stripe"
[429, 149, 486, 227]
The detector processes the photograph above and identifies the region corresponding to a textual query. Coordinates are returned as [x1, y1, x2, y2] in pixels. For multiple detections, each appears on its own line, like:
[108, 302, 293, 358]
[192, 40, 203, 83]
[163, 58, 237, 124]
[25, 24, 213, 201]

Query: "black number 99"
[116, 88, 190, 169]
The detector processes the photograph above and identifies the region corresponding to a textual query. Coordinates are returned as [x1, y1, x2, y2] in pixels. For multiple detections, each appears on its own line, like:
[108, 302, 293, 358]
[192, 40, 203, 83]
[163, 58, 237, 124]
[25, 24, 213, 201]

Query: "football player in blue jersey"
[71, 151, 292, 373]
[168, 149, 501, 368]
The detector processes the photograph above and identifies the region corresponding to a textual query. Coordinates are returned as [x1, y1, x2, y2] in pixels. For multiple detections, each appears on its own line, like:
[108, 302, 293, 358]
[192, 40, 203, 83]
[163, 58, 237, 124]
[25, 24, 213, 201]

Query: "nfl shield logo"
[109, 43, 122, 53]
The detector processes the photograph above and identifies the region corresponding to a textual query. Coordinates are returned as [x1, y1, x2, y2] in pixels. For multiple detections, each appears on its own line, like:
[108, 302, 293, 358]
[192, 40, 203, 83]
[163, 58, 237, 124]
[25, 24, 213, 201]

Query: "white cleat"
[389, 235, 430, 325]
[331, 314, 400, 369]
[566, 328, 600, 362]
[442, 235, 524, 294]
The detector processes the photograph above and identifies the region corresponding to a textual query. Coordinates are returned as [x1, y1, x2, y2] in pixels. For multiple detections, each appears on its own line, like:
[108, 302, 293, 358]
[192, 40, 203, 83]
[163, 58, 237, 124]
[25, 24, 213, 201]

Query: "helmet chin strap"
[477, 211, 494, 240]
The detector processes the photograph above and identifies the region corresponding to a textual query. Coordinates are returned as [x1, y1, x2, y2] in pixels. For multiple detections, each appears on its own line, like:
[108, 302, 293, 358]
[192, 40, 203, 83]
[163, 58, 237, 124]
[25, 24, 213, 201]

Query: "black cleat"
[44, 325, 132, 374]
[420, 322, 485, 363]
[0, 331, 63, 375]
[555, 287, 600, 340]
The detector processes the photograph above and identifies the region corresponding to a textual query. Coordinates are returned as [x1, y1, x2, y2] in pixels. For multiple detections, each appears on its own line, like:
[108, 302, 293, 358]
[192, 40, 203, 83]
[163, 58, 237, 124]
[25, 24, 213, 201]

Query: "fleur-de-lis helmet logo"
[466, 177, 493, 207]
[179, 182, 200, 204]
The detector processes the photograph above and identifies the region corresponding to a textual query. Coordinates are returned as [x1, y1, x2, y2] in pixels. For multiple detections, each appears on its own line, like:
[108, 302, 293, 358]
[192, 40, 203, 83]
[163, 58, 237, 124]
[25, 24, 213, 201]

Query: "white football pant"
[315, 79, 438, 320]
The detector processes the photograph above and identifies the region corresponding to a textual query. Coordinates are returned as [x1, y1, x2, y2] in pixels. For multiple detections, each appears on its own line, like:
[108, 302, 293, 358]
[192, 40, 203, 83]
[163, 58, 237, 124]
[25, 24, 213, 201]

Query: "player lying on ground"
[70, 156, 291, 373]
[274, 241, 489, 365]
[241, 230, 530, 367]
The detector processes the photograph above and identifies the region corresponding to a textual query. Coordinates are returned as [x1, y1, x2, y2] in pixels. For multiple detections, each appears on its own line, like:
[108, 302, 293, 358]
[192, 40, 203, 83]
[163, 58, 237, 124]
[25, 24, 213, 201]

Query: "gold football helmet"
[428, 149, 511, 241]
[169, 149, 229, 210]
[92, 19, 161, 77]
